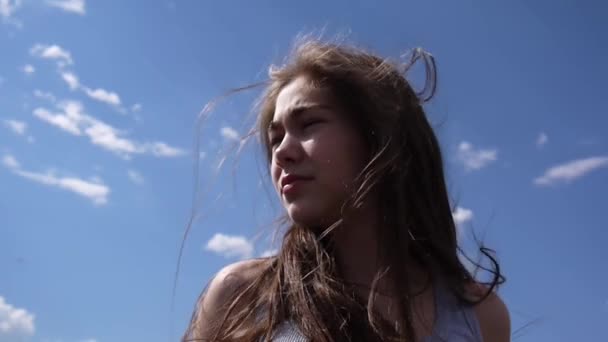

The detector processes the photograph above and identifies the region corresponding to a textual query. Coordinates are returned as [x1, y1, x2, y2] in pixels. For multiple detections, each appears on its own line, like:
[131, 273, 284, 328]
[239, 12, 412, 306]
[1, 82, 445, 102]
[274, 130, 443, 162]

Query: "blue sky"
[1, 0, 607, 341]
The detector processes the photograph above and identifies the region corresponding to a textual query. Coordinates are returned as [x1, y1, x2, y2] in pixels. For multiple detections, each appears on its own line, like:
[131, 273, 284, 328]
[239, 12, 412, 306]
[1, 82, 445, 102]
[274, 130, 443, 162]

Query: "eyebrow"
[268, 104, 331, 134]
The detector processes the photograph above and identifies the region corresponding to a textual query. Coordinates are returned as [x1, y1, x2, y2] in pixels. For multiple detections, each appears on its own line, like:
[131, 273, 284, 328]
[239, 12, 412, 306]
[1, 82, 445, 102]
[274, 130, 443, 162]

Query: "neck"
[331, 201, 398, 298]
[330, 203, 429, 298]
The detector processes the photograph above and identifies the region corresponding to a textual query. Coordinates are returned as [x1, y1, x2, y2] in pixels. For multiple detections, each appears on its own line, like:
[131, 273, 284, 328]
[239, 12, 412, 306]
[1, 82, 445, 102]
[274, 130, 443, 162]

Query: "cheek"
[270, 163, 280, 190]
[314, 130, 365, 170]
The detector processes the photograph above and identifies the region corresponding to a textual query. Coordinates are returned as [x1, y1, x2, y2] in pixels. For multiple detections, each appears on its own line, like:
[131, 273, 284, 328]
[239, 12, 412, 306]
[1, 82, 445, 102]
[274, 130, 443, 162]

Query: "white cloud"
[534, 156, 608, 186]
[46, 0, 85, 15]
[260, 249, 278, 257]
[33, 100, 185, 159]
[205, 233, 254, 260]
[452, 206, 473, 225]
[0, 295, 35, 339]
[0, 0, 22, 19]
[33, 107, 82, 136]
[61, 71, 79, 90]
[84, 120, 138, 157]
[0, 0, 22, 28]
[457, 141, 498, 171]
[147, 142, 186, 157]
[2, 154, 19, 169]
[18, 170, 110, 205]
[30, 44, 73, 67]
[452, 206, 473, 238]
[220, 126, 239, 141]
[2, 154, 110, 205]
[84, 87, 121, 106]
[30, 44, 125, 111]
[21, 64, 35, 75]
[79, 339, 97, 342]
[59, 69, 123, 109]
[33, 90, 57, 103]
[4, 119, 27, 135]
[127, 169, 144, 185]
[131, 103, 142, 112]
[536, 132, 548, 148]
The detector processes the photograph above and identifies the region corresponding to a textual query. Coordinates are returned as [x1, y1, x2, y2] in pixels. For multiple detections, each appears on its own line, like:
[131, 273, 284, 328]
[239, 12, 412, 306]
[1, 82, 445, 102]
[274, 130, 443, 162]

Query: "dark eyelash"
[270, 136, 282, 147]
[268, 119, 322, 148]
[303, 119, 323, 127]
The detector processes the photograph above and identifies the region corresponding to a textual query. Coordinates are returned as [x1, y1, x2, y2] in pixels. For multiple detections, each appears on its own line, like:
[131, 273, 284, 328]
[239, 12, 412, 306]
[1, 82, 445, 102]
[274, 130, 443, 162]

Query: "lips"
[280, 174, 313, 192]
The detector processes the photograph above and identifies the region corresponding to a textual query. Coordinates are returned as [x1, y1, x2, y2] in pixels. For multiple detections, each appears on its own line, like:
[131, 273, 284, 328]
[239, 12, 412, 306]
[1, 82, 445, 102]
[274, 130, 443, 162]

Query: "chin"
[286, 202, 339, 232]
[285, 202, 317, 225]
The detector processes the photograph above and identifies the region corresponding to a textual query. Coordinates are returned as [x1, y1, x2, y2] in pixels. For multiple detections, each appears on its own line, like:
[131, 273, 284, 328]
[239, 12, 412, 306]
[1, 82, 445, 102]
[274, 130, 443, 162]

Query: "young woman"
[183, 37, 510, 342]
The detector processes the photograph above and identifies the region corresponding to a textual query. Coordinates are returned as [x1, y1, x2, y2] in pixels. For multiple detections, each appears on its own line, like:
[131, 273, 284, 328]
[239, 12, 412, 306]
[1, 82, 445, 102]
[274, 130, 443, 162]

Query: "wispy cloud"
[30, 44, 73, 67]
[127, 169, 144, 185]
[452, 206, 473, 225]
[2, 153, 110, 205]
[83, 119, 139, 157]
[31, 44, 127, 112]
[205, 233, 254, 260]
[18, 171, 110, 205]
[146, 142, 186, 157]
[0, 295, 35, 339]
[46, 0, 85, 15]
[32, 100, 185, 158]
[2, 154, 20, 169]
[21, 64, 35, 75]
[34, 89, 57, 103]
[578, 138, 599, 146]
[260, 249, 278, 257]
[0, 0, 22, 28]
[220, 126, 239, 141]
[536, 132, 548, 148]
[84, 87, 121, 106]
[0, 0, 22, 19]
[452, 206, 473, 238]
[33, 106, 82, 136]
[534, 156, 608, 186]
[3, 119, 27, 135]
[60, 69, 124, 108]
[457, 141, 498, 171]
[131, 103, 142, 112]
[60, 71, 79, 90]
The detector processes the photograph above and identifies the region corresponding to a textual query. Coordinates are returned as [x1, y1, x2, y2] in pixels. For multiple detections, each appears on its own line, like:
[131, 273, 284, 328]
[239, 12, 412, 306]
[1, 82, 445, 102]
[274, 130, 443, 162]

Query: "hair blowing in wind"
[181, 36, 504, 342]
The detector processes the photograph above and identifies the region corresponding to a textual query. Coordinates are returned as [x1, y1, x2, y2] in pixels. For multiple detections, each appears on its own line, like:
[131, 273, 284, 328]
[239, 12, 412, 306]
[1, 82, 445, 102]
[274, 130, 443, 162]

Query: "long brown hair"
[183, 36, 504, 341]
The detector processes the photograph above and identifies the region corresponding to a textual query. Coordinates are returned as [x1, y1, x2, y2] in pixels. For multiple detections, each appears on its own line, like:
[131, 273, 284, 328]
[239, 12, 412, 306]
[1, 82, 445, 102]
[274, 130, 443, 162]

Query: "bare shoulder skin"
[468, 283, 511, 342]
[186, 258, 269, 340]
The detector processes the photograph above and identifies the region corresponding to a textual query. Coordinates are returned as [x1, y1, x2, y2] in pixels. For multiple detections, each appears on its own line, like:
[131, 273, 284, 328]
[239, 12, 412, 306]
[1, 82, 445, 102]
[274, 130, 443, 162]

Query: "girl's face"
[268, 75, 368, 229]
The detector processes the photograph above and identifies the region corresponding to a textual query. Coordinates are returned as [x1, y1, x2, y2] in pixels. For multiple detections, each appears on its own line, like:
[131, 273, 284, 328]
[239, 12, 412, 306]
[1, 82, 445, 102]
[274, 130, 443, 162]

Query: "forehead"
[273, 75, 336, 122]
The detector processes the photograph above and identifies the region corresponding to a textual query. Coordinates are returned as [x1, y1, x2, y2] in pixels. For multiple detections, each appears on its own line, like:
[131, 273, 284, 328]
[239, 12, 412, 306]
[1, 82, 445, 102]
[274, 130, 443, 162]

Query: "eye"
[302, 119, 323, 129]
[269, 135, 283, 148]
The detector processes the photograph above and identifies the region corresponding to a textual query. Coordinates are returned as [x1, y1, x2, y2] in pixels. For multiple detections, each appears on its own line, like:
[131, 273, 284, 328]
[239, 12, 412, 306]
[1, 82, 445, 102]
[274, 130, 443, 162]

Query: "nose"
[273, 133, 303, 167]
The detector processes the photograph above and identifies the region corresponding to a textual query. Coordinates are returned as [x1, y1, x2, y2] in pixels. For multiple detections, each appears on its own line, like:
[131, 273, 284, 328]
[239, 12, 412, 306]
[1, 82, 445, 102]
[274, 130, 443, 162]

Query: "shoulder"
[202, 258, 271, 312]
[466, 283, 511, 342]
[186, 259, 271, 339]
